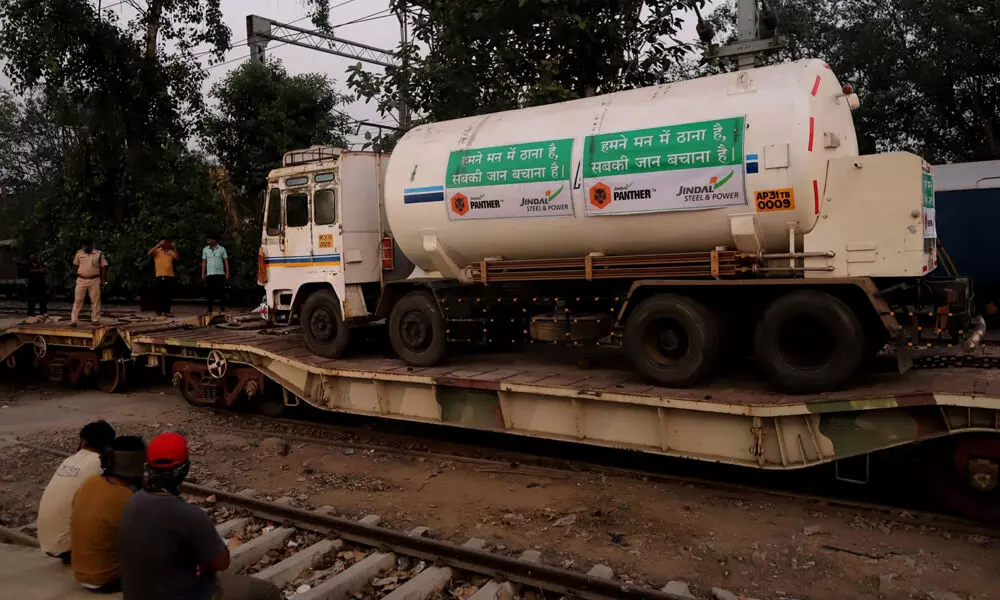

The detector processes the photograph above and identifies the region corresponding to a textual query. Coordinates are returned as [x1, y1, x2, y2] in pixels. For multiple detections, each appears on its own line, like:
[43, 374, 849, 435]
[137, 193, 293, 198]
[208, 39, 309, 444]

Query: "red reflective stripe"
[813, 179, 820, 214]
[808, 117, 815, 151]
[811, 75, 821, 96]
[822, 63, 832, 70]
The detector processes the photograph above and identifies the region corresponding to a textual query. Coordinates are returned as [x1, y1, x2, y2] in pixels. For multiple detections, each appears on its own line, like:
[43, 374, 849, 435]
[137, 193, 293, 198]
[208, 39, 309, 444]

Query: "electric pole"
[246, 14, 410, 128]
[396, 3, 411, 128]
[702, 0, 784, 70]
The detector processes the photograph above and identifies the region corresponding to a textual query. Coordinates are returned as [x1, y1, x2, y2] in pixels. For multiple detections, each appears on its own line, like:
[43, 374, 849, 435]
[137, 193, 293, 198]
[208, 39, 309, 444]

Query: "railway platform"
[0, 542, 108, 600]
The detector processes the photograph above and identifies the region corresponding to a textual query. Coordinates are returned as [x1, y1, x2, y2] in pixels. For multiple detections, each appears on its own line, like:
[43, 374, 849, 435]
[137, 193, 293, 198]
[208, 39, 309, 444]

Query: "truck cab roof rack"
[283, 146, 341, 167]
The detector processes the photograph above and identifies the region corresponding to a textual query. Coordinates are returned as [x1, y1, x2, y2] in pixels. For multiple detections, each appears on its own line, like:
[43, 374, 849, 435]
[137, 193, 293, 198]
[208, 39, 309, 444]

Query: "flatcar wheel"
[97, 360, 126, 394]
[259, 393, 286, 418]
[173, 369, 206, 407]
[927, 435, 1000, 522]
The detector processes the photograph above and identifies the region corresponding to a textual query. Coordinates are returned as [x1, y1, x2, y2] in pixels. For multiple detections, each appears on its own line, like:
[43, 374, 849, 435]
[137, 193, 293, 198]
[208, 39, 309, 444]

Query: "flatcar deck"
[4, 317, 1000, 470]
[123, 321, 1000, 409]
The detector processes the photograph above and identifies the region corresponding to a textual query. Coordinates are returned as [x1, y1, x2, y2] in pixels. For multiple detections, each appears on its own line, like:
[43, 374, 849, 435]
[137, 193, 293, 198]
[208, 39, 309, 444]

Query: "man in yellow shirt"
[70, 435, 146, 593]
[148, 239, 179, 317]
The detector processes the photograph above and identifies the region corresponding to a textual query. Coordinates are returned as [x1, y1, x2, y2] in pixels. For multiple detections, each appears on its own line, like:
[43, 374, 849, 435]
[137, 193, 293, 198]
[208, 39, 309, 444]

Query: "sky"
[65, 1, 717, 146]
[199, 0, 718, 138]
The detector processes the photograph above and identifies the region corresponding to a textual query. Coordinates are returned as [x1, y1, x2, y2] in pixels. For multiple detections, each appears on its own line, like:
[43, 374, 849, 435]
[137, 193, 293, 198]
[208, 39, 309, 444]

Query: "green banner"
[922, 169, 935, 209]
[922, 165, 936, 239]
[446, 139, 573, 188]
[582, 117, 747, 215]
[444, 139, 574, 220]
[583, 117, 744, 179]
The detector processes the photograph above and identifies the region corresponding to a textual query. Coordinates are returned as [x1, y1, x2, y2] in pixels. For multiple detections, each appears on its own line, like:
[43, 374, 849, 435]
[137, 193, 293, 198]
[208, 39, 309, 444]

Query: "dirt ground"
[1, 382, 997, 600]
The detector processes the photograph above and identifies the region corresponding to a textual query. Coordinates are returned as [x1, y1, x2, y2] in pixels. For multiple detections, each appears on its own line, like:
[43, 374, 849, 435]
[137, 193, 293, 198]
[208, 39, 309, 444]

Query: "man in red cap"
[117, 432, 280, 600]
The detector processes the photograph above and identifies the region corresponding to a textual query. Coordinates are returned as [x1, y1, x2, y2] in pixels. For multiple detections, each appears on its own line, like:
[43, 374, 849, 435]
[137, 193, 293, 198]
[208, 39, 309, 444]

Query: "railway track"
[183, 410, 1000, 539]
[5, 428, 999, 599]
[0, 481, 691, 600]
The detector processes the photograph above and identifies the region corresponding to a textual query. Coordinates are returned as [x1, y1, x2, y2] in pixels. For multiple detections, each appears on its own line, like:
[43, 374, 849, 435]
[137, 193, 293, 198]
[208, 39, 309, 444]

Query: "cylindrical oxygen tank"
[384, 59, 859, 276]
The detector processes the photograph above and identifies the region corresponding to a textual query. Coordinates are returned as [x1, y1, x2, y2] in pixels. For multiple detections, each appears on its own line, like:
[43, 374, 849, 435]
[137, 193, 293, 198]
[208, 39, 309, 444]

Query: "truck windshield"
[265, 188, 281, 236]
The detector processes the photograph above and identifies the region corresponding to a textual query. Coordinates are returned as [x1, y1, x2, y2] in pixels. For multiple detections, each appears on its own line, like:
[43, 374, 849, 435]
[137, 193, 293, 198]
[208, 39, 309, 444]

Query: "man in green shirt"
[201, 236, 230, 314]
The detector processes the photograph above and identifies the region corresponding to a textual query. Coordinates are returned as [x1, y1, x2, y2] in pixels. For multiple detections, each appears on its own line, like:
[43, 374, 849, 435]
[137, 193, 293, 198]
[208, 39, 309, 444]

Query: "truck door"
[260, 185, 284, 310]
[281, 176, 313, 266]
[311, 172, 341, 269]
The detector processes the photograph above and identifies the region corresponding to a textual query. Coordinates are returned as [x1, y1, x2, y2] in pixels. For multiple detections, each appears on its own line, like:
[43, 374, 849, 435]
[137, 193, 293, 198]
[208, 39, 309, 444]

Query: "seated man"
[37, 420, 115, 563]
[118, 432, 280, 600]
[70, 435, 146, 593]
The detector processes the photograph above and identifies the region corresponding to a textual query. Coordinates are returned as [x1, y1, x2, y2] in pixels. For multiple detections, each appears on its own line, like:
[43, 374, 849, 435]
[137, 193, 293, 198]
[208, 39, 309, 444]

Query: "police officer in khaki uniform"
[71, 240, 108, 327]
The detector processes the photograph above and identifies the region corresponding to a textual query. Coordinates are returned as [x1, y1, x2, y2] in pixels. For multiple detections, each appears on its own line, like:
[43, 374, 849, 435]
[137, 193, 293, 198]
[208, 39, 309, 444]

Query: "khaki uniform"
[71, 249, 108, 325]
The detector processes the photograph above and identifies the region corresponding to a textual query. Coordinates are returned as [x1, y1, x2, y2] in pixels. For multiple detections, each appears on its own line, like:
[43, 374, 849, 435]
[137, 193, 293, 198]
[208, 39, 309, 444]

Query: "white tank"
[385, 59, 860, 277]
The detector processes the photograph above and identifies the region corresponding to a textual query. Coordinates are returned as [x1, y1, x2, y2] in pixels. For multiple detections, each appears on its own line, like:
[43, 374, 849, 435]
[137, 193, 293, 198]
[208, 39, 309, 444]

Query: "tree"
[201, 59, 353, 291]
[348, 0, 706, 124]
[697, 0, 1000, 163]
[0, 0, 340, 301]
[203, 60, 353, 221]
[0, 92, 73, 239]
[0, 0, 232, 298]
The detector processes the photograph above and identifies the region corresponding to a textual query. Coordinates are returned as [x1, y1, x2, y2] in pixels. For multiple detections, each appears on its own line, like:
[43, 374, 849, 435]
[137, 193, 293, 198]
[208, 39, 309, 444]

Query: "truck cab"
[258, 146, 411, 355]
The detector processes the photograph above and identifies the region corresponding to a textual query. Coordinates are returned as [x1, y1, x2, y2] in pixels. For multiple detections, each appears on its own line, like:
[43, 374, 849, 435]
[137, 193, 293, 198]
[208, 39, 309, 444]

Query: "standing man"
[70, 435, 146, 593]
[201, 235, 230, 314]
[148, 239, 179, 317]
[37, 420, 116, 563]
[26, 254, 49, 317]
[118, 432, 281, 600]
[71, 240, 108, 327]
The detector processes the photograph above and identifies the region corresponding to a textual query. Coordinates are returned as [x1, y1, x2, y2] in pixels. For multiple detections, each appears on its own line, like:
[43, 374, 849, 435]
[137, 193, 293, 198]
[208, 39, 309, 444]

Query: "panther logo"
[450, 193, 469, 216]
[589, 182, 612, 209]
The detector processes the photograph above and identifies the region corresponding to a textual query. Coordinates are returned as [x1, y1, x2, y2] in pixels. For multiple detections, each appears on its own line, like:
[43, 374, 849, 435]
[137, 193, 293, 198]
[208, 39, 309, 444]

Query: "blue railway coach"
[933, 160, 1000, 320]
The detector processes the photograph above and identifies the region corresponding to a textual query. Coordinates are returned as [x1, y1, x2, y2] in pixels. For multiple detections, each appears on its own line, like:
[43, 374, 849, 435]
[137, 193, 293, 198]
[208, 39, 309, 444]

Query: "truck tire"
[389, 291, 447, 367]
[624, 294, 720, 387]
[755, 290, 864, 393]
[301, 289, 350, 358]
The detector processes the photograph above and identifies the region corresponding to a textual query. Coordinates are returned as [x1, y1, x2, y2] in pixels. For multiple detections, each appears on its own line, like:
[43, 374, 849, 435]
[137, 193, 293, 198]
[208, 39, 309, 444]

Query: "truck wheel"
[389, 291, 446, 367]
[755, 290, 864, 393]
[301, 289, 350, 358]
[624, 294, 720, 387]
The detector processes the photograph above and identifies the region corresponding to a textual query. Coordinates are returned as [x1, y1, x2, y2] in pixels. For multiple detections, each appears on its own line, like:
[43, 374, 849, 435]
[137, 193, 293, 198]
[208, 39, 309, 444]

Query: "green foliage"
[697, 0, 1000, 163]
[0, 92, 71, 239]
[348, 0, 705, 123]
[202, 60, 353, 221]
[0, 0, 233, 299]
[201, 59, 354, 293]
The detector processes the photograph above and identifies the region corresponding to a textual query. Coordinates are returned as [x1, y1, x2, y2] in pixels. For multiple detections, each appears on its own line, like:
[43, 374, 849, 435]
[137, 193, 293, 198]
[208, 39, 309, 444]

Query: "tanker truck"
[257, 58, 978, 394]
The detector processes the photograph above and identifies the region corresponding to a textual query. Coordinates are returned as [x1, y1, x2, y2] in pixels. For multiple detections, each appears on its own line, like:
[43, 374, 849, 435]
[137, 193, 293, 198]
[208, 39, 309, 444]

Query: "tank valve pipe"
[965, 315, 987, 351]
[787, 223, 796, 270]
[754, 266, 836, 273]
[759, 251, 836, 259]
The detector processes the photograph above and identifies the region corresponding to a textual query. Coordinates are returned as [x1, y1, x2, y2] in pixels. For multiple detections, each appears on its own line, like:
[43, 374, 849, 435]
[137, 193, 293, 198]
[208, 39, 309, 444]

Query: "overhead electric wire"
[335, 12, 395, 27]
[332, 8, 392, 28]
[204, 41, 290, 71]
